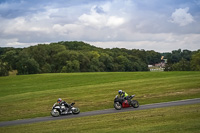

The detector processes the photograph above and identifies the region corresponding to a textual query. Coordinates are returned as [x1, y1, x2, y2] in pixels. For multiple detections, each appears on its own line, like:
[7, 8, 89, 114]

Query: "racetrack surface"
[0, 98, 200, 127]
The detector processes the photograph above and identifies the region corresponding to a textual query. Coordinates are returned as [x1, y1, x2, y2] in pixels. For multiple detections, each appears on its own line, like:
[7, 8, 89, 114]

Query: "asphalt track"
[0, 98, 200, 127]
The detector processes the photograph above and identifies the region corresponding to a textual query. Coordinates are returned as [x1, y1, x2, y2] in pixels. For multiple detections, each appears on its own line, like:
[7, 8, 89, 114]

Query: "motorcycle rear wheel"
[51, 109, 60, 117]
[114, 102, 122, 110]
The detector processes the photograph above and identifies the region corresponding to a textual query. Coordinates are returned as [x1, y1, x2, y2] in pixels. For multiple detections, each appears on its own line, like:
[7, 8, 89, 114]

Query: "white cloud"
[106, 16, 125, 28]
[87, 33, 200, 52]
[78, 5, 125, 29]
[2, 16, 51, 34]
[52, 23, 84, 38]
[170, 7, 194, 26]
[79, 12, 106, 28]
[0, 38, 37, 47]
[0, 0, 200, 52]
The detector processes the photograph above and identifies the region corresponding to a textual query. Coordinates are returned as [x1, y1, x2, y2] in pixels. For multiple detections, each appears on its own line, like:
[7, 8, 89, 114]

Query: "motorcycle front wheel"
[114, 102, 122, 110]
[51, 109, 60, 117]
[72, 108, 80, 114]
[131, 100, 139, 108]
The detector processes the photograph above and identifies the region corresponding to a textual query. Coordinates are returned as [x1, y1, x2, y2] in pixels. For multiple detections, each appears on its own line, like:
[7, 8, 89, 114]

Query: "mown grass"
[0, 71, 200, 121]
[1, 104, 200, 133]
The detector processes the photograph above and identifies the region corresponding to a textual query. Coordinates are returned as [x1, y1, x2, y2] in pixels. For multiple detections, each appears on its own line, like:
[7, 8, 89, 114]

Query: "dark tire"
[72, 108, 80, 114]
[131, 100, 139, 108]
[51, 109, 60, 117]
[114, 102, 122, 110]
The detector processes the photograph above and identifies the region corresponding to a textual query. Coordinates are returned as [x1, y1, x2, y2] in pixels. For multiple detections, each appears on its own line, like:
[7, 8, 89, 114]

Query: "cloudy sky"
[0, 0, 200, 52]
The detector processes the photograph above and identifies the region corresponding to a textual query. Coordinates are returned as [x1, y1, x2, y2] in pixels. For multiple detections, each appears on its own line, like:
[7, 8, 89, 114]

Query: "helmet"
[57, 98, 62, 103]
[118, 90, 122, 95]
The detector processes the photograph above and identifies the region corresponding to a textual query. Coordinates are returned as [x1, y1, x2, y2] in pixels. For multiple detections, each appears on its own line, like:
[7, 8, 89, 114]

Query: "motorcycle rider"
[118, 90, 131, 104]
[57, 98, 71, 113]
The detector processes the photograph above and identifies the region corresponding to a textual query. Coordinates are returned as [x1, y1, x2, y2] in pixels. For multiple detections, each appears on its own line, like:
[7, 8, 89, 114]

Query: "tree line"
[163, 49, 200, 71]
[0, 41, 199, 76]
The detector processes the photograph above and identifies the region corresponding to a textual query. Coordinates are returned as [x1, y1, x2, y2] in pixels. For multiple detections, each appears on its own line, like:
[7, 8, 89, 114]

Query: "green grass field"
[1, 104, 200, 133]
[0, 71, 200, 122]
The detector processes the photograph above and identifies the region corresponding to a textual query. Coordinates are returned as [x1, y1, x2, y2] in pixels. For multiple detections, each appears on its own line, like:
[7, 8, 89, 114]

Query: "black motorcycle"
[51, 102, 80, 117]
[114, 95, 139, 110]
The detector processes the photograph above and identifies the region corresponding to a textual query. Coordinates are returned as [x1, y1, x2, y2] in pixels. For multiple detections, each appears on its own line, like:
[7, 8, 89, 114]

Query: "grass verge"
[1, 104, 200, 133]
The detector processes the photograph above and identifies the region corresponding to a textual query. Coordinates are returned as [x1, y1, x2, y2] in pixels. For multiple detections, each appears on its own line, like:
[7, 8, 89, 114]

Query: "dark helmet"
[57, 98, 62, 103]
[118, 90, 122, 95]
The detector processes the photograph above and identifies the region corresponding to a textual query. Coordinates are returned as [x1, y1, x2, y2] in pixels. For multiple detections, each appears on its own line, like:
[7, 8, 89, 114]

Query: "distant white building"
[148, 56, 167, 69]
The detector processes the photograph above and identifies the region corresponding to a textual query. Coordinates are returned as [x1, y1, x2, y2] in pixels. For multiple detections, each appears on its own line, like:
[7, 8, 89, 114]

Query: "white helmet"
[118, 90, 122, 94]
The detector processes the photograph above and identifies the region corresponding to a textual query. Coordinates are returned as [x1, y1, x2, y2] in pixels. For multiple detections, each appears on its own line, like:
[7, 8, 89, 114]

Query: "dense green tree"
[99, 53, 114, 71]
[0, 60, 10, 76]
[16, 58, 40, 75]
[41, 63, 52, 73]
[61, 60, 80, 73]
[171, 58, 190, 71]
[131, 49, 148, 64]
[48, 44, 67, 72]
[16, 50, 40, 75]
[181, 50, 192, 61]
[88, 58, 100, 72]
[86, 51, 100, 72]
[146, 50, 161, 65]
[115, 55, 128, 71]
[79, 53, 90, 72]
[190, 51, 200, 71]
[1, 49, 21, 70]
[26, 45, 48, 67]
[132, 62, 141, 71]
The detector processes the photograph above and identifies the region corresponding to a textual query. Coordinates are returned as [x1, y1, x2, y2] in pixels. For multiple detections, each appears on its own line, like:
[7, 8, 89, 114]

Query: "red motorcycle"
[114, 95, 139, 110]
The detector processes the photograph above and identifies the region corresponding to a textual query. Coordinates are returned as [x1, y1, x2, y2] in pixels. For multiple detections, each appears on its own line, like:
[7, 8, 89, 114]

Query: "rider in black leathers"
[57, 98, 71, 112]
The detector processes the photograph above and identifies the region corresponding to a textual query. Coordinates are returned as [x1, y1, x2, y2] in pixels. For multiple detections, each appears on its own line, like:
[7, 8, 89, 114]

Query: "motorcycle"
[50, 102, 80, 117]
[114, 95, 139, 110]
